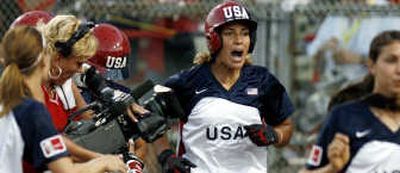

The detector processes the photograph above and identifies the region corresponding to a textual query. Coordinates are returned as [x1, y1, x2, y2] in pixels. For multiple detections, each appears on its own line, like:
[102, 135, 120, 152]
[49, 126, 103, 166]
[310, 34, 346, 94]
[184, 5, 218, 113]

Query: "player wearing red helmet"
[1, 11, 52, 73]
[155, 1, 294, 173]
[89, 23, 131, 80]
[204, 1, 257, 56]
[10, 10, 53, 28]
[80, 23, 132, 102]
[82, 23, 147, 162]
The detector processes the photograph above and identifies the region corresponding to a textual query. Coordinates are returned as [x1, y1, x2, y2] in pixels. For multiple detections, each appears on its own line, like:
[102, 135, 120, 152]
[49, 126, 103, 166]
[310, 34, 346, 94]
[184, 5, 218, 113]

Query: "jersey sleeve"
[260, 75, 295, 126]
[14, 99, 69, 171]
[164, 71, 191, 118]
[305, 109, 339, 169]
[165, 72, 184, 91]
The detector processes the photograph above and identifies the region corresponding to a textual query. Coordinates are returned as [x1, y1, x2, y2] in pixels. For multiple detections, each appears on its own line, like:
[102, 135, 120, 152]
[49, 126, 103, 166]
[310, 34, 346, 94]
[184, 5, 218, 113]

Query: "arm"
[245, 78, 295, 147]
[47, 155, 127, 173]
[300, 133, 350, 173]
[273, 117, 293, 147]
[154, 134, 173, 156]
[132, 138, 147, 161]
[312, 37, 363, 79]
[128, 138, 147, 161]
[21, 102, 125, 173]
[154, 132, 196, 173]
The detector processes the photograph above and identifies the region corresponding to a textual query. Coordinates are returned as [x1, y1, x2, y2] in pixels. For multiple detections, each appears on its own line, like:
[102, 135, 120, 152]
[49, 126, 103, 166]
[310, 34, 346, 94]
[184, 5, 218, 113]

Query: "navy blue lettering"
[206, 125, 252, 140]
[221, 127, 232, 140]
[233, 126, 244, 139]
[206, 127, 217, 140]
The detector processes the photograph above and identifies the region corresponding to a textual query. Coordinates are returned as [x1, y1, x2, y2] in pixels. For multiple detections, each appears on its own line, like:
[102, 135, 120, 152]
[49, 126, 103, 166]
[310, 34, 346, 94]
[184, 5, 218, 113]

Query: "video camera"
[65, 66, 184, 154]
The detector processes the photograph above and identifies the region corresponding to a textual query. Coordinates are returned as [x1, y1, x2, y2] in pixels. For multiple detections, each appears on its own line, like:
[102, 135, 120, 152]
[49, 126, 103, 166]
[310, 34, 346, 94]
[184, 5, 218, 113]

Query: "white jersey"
[0, 99, 69, 172]
[0, 112, 24, 173]
[183, 97, 267, 173]
[165, 64, 294, 173]
[306, 100, 400, 172]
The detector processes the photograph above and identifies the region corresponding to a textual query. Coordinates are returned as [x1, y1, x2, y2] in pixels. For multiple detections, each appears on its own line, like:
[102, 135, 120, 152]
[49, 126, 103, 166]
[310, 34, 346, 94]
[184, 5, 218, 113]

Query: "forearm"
[73, 158, 111, 173]
[154, 134, 173, 155]
[47, 157, 106, 173]
[273, 118, 293, 147]
[133, 138, 147, 160]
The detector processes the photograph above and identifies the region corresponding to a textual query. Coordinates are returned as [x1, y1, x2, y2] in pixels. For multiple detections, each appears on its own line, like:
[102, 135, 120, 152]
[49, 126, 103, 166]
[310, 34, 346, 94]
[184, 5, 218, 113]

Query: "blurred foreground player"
[0, 25, 126, 173]
[301, 30, 400, 172]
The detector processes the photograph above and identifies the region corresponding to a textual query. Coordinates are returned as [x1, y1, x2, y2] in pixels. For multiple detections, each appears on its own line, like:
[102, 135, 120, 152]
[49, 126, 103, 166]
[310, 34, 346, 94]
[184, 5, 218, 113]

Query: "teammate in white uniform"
[302, 31, 400, 173]
[0, 26, 127, 173]
[155, 1, 295, 173]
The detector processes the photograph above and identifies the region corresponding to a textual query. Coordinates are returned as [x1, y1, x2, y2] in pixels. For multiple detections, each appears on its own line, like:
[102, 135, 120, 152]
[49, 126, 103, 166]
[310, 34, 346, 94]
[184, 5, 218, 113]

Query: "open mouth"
[231, 50, 244, 61]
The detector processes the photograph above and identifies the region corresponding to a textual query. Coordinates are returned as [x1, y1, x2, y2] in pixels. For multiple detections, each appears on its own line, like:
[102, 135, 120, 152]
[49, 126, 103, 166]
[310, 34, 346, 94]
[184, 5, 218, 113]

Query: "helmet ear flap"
[208, 31, 222, 54]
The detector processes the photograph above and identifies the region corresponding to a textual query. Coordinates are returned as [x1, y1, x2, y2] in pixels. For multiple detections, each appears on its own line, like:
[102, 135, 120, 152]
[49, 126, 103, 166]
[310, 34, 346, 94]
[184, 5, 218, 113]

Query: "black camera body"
[65, 66, 184, 154]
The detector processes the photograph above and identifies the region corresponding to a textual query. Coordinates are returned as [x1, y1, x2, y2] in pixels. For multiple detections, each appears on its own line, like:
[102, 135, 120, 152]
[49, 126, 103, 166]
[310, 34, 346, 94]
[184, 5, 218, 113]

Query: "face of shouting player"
[370, 41, 400, 97]
[215, 22, 250, 71]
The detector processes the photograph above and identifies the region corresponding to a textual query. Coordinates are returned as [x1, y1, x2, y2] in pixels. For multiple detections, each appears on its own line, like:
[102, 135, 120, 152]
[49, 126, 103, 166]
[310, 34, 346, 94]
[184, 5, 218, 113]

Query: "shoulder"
[327, 100, 367, 124]
[13, 99, 51, 127]
[330, 100, 365, 115]
[165, 64, 206, 88]
[243, 65, 286, 95]
[243, 65, 272, 77]
[242, 65, 279, 85]
[13, 99, 47, 116]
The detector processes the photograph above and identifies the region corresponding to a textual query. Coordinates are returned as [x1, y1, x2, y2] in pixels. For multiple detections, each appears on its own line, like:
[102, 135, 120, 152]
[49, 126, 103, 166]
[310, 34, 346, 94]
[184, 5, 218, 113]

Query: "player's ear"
[367, 59, 376, 76]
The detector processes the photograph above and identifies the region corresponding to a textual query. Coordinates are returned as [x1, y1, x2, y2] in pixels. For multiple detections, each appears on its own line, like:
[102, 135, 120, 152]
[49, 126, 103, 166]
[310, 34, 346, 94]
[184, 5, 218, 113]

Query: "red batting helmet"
[89, 23, 131, 80]
[10, 10, 53, 28]
[205, 1, 257, 55]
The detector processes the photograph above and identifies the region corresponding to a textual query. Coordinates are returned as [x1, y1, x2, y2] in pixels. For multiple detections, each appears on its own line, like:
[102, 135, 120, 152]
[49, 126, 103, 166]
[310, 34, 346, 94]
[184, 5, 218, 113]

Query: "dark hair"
[369, 30, 400, 62]
[328, 74, 374, 111]
[328, 31, 400, 111]
[0, 26, 43, 116]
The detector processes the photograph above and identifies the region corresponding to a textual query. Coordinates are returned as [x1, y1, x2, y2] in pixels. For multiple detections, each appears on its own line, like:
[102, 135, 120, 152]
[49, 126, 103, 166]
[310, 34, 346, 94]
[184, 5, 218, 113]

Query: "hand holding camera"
[65, 65, 185, 154]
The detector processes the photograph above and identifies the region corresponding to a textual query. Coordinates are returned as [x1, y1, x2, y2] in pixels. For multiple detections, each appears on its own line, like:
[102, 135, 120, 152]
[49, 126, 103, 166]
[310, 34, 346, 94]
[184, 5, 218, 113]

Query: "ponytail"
[0, 26, 41, 117]
[0, 63, 30, 116]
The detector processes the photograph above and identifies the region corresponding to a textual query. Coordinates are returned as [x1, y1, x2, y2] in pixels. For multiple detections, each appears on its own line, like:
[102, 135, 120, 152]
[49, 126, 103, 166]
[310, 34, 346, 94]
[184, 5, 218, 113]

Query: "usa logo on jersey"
[40, 135, 67, 158]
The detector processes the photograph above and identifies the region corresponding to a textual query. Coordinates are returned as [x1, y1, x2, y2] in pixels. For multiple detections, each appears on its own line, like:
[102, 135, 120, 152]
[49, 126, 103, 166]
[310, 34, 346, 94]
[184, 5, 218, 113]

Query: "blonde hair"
[193, 51, 253, 65]
[0, 26, 44, 116]
[41, 15, 98, 61]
